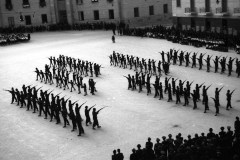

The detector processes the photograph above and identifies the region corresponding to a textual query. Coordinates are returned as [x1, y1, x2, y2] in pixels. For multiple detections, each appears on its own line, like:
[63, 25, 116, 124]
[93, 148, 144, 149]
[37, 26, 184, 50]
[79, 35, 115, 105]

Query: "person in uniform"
[75, 103, 85, 136]
[4, 87, 17, 104]
[92, 107, 106, 129]
[85, 104, 94, 126]
[226, 89, 235, 110]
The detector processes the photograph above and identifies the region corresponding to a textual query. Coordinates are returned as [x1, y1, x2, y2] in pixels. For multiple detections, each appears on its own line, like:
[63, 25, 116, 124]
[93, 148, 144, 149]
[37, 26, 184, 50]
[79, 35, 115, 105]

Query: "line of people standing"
[124, 72, 236, 116]
[4, 85, 107, 136]
[160, 49, 240, 77]
[109, 51, 171, 76]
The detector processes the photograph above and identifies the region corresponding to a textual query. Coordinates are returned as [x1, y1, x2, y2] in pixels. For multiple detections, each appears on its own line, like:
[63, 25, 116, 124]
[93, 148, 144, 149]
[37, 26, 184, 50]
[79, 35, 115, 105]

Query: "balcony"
[215, 7, 229, 16]
[233, 8, 240, 16]
[198, 7, 212, 16]
[184, 7, 197, 16]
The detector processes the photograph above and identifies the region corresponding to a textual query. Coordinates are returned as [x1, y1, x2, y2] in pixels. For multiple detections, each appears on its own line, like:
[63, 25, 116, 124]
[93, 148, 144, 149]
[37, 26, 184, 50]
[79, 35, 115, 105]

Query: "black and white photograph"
[0, 0, 240, 160]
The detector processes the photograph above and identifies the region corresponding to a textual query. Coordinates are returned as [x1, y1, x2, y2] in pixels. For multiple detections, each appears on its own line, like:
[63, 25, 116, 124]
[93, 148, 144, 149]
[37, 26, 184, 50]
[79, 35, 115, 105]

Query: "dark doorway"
[190, 0, 195, 12]
[177, 17, 182, 30]
[205, 0, 210, 12]
[205, 18, 211, 31]
[222, 0, 227, 12]
[191, 18, 196, 29]
[94, 10, 99, 20]
[59, 10, 67, 23]
[25, 15, 31, 25]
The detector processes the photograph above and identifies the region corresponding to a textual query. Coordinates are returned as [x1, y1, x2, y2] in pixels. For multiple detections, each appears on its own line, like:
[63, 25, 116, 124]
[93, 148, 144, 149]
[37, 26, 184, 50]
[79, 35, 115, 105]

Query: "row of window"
[134, 5, 168, 17]
[176, 0, 228, 8]
[78, 10, 114, 21]
[77, 5, 168, 21]
[8, 14, 48, 26]
[5, 0, 47, 10]
[76, 0, 114, 5]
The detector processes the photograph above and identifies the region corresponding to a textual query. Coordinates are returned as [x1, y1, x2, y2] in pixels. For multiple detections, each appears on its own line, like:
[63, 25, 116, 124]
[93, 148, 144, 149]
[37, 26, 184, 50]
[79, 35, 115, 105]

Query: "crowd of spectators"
[113, 117, 240, 160]
[122, 25, 240, 54]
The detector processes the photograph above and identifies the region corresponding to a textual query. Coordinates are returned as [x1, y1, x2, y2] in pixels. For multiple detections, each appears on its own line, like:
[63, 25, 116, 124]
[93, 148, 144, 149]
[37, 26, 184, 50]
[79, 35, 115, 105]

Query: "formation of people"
[109, 51, 171, 76]
[0, 33, 30, 46]
[122, 25, 240, 54]
[4, 85, 108, 136]
[35, 55, 102, 96]
[124, 72, 236, 116]
[113, 117, 240, 160]
[159, 49, 240, 77]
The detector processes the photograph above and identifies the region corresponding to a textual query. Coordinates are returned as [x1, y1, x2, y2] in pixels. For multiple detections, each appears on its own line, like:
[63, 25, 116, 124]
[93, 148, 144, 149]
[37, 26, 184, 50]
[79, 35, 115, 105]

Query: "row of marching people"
[48, 55, 102, 77]
[35, 59, 98, 96]
[109, 51, 171, 76]
[124, 72, 236, 116]
[4, 85, 108, 136]
[35, 65, 97, 96]
[160, 49, 240, 77]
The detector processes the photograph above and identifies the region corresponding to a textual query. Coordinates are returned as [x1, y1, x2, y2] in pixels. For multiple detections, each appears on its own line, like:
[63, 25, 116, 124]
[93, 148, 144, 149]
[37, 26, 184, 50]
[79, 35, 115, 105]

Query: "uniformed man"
[226, 89, 235, 110]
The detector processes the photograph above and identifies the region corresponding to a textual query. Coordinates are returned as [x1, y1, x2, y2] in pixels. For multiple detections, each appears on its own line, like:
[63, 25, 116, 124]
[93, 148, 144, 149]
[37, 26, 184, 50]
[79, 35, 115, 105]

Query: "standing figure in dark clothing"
[202, 85, 211, 105]
[130, 148, 137, 160]
[226, 89, 235, 110]
[35, 68, 41, 81]
[183, 88, 189, 106]
[204, 94, 209, 113]
[68, 103, 77, 132]
[85, 104, 95, 126]
[191, 90, 197, 109]
[191, 52, 197, 68]
[146, 137, 153, 150]
[172, 78, 178, 95]
[146, 81, 151, 95]
[112, 35, 115, 43]
[175, 86, 181, 104]
[4, 87, 17, 104]
[92, 107, 106, 129]
[83, 83, 87, 96]
[37, 98, 44, 117]
[164, 77, 171, 93]
[131, 76, 136, 90]
[112, 150, 117, 160]
[167, 84, 172, 102]
[235, 117, 240, 136]
[20, 91, 26, 108]
[213, 56, 221, 73]
[160, 51, 165, 62]
[197, 53, 205, 70]
[205, 55, 212, 72]
[211, 97, 219, 116]
[227, 57, 235, 76]
[185, 52, 190, 67]
[62, 108, 69, 128]
[15, 88, 20, 106]
[159, 82, 163, 100]
[69, 80, 76, 92]
[116, 149, 124, 160]
[75, 103, 85, 136]
[195, 83, 204, 101]
[124, 74, 132, 90]
[136, 144, 143, 160]
[178, 51, 184, 66]
[215, 87, 224, 107]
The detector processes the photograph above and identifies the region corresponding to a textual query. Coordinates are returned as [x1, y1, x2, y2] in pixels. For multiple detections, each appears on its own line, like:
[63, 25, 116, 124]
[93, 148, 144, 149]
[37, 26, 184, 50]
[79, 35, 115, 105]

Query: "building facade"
[172, 0, 240, 35]
[0, 0, 172, 28]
